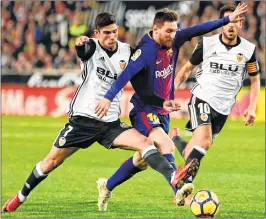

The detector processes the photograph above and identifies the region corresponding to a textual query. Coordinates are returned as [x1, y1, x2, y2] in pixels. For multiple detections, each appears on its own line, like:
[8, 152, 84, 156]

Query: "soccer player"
[2, 12, 196, 213]
[171, 4, 260, 204]
[95, 4, 247, 209]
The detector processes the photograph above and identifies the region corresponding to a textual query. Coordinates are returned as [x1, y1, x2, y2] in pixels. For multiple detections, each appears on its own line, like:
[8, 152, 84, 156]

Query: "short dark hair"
[219, 5, 236, 19]
[153, 8, 179, 27]
[95, 12, 116, 29]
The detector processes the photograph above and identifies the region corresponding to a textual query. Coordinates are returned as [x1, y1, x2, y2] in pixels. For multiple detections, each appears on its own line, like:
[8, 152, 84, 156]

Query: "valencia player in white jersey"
[171, 5, 260, 204]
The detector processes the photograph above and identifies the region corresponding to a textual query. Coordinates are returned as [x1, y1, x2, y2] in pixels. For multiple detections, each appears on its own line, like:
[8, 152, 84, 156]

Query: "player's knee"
[134, 159, 148, 170]
[157, 139, 175, 155]
[139, 136, 154, 149]
[133, 152, 148, 170]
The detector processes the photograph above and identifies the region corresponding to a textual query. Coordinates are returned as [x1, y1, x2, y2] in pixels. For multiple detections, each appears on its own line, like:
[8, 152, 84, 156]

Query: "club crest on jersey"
[236, 53, 243, 62]
[167, 49, 173, 57]
[200, 113, 208, 122]
[119, 60, 126, 70]
[131, 49, 141, 61]
[59, 137, 66, 146]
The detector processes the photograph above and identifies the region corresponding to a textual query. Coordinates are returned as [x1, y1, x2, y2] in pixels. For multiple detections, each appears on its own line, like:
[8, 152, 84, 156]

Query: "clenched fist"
[76, 36, 90, 46]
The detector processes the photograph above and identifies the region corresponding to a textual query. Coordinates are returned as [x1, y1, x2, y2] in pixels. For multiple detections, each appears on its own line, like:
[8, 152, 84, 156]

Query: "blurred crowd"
[1, 0, 265, 77]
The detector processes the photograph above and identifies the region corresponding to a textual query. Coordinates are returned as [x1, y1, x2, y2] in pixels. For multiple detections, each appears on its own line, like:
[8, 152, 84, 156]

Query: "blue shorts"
[129, 109, 170, 137]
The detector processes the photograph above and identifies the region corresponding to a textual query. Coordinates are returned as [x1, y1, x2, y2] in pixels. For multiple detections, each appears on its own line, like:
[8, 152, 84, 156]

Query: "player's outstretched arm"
[244, 74, 260, 126]
[174, 60, 196, 91]
[175, 3, 247, 46]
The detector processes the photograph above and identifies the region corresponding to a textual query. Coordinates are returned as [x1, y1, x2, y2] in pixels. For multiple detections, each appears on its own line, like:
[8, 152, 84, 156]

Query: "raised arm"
[175, 3, 247, 46]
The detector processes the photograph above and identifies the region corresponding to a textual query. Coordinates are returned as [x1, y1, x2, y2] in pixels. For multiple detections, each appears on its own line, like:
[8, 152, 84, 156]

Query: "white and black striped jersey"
[189, 34, 259, 115]
[68, 38, 131, 122]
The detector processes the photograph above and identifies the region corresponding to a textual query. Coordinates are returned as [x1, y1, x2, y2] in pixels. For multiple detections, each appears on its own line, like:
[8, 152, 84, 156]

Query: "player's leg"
[2, 117, 98, 213]
[97, 121, 197, 210]
[105, 151, 147, 192]
[1, 145, 79, 213]
[148, 126, 178, 193]
[101, 112, 176, 196]
[170, 128, 188, 157]
[97, 151, 146, 211]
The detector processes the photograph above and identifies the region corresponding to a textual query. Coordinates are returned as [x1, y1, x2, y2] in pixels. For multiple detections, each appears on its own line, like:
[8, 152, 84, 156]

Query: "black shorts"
[53, 116, 132, 149]
[185, 95, 228, 138]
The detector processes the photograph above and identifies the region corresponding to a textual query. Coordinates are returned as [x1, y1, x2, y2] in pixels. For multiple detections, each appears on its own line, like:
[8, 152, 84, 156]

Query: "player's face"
[222, 11, 241, 40]
[158, 21, 177, 48]
[95, 24, 118, 50]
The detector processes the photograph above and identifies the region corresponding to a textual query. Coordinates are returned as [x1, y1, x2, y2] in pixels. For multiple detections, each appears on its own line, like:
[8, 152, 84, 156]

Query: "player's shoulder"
[239, 36, 256, 49]
[117, 40, 131, 53]
[202, 34, 219, 42]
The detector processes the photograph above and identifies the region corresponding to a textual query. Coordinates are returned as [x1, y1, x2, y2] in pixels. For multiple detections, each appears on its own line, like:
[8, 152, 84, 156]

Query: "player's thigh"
[186, 95, 213, 149]
[54, 116, 103, 150]
[111, 128, 153, 151]
[129, 110, 169, 137]
[149, 127, 175, 154]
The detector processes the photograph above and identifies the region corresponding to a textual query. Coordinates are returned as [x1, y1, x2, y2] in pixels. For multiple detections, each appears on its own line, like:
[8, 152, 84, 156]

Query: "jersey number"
[64, 125, 73, 137]
[198, 103, 210, 114]
[147, 113, 160, 124]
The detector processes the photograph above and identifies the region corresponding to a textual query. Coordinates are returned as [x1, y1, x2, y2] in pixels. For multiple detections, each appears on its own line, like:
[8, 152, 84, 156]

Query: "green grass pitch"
[1, 115, 265, 218]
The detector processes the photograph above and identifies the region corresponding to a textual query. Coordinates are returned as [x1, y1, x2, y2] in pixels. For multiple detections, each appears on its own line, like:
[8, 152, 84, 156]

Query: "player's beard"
[160, 37, 173, 48]
[223, 31, 237, 41]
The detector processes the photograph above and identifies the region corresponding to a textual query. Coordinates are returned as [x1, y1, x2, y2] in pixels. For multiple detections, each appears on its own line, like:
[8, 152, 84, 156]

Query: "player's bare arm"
[244, 74, 260, 126]
[174, 61, 196, 90]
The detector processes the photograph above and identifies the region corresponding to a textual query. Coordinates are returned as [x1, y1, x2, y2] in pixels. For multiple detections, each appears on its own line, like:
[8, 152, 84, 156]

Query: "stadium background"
[1, 1, 265, 218]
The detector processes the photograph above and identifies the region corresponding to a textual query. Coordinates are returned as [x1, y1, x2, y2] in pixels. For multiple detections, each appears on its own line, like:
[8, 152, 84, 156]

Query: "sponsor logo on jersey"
[200, 113, 208, 121]
[119, 60, 126, 70]
[167, 48, 173, 57]
[59, 137, 66, 146]
[96, 66, 117, 82]
[236, 53, 243, 62]
[131, 49, 141, 61]
[155, 64, 173, 79]
[156, 59, 162, 64]
[209, 62, 244, 76]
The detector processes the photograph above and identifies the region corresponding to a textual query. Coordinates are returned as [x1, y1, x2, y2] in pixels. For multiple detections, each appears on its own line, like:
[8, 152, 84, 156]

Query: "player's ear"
[94, 29, 100, 38]
[153, 24, 159, 34]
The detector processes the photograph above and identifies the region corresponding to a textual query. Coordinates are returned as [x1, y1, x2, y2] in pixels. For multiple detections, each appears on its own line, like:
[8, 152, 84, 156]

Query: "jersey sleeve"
[75, 39, 96, 61]
[104, 47, 148, 101]
[174, 16, 230, 47]
[189, 39, 203, 65]
[246, 48, 260, 76]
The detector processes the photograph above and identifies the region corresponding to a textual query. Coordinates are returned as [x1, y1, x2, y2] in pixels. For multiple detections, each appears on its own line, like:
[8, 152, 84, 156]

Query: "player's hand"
[229, 3, 247, 23]
[95, 98, 111, 119]
[163, 100, 181, 112]
[76, 36, 90, 46]
[243, 107, 256, 126]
